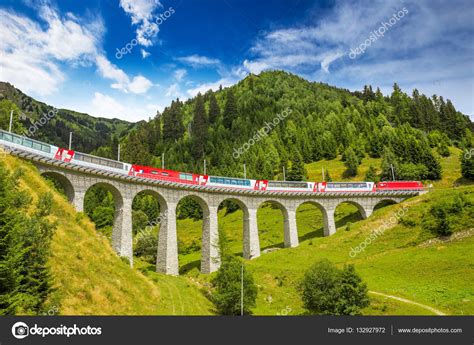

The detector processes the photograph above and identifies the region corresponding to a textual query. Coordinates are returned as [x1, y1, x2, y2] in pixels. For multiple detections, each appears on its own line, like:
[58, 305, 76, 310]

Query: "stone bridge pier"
[32, 161, 412, 277]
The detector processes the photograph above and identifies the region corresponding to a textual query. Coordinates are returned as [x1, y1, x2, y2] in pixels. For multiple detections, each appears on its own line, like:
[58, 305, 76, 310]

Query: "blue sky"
[0, 0, 473, 122]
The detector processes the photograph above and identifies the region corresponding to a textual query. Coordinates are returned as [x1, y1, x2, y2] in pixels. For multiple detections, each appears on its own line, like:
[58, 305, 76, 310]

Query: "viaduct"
[6, 147, 423, 276]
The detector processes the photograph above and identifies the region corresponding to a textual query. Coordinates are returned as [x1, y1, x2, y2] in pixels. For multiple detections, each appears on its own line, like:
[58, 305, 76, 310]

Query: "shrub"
[132, 210, 149, 234]
[461, 151, 474, 180]
[91, 206, 114, 229]
[299, 259, 369, 315]
[134, 229, 157, 263]
[211, 256, 257, 315]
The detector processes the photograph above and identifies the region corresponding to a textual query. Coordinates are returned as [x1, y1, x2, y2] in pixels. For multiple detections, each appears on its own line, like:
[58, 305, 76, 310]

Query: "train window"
[161, 172, 169, 176]
[13, 136, 22, 144]
[32, 142, 42, 150]
[41, 144, 50, 153]
[22, 139, 33, 148]
[151, 171, 158, 175]
[3, 133, 13, 142]
[180, 173, 193, 181]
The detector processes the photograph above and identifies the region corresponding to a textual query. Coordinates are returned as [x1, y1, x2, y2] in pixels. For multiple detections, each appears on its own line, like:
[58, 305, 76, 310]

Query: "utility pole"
[8, 110, 13, 133]
[117, 144, 121, 161]
[390, 164, 395, 181]
[243, 163, 246, 179]
[162, 153, 165, 169]
[283, 167, 286, 181]
[241, 263, 244, 316]
[68, 132, 72, 150]
[204, 159, 207, 175]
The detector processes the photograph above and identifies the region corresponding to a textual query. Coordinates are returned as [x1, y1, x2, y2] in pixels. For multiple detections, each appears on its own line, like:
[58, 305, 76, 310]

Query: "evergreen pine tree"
[461, 151, 474, 180]
[344, 147, 359, 177]
[287, 150, 306, 181]
[223, 89, 237, 129]
[162, 100, 185, 143]
[191, 93, 208, 159]
[208, 93, 220, 124]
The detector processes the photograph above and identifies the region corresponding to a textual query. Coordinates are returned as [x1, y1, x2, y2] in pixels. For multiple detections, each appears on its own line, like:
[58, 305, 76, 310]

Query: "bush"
[344, 147, 359, 177]
[132, 210, 149, 234]
[364, 165, 378, 182]
[91, 206, 114, 229]
[134, 229, 158, 263]
[461, 151, 474, 180]
[397, 163, 429, 180]
[211, 256, 257, 315]
[299, 259, 369, 315]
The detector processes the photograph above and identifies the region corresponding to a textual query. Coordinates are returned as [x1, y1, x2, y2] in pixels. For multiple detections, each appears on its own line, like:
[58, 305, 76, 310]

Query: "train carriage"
[0, 129, 423, 194]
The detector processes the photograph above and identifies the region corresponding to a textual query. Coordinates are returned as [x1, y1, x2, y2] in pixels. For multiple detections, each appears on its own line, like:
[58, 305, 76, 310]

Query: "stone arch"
[295, 200, 328, 240]
[131, 189, 169, 271]
[85, 182, 132, 265]
[256, 199, 297, 250]
[373, 198, 399, 212]
[335, 200, 369, 219]
[216, 197, 250, 258]
[132, 189, 169, 223]
[40, 171, 75, 203]
[175, 193, 218, 274]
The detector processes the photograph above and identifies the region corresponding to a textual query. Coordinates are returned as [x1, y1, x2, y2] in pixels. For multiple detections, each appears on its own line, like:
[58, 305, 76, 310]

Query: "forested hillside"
[118, 71, 473, 182]
[0, 82, 136, 153]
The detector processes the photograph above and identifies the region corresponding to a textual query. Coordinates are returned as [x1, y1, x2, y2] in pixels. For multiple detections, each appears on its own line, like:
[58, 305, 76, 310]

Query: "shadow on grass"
[298, 227, 324, 242]
[335, 212, 363, 228]
[179, 259, 201, 275]
[373, 200, 397, 212]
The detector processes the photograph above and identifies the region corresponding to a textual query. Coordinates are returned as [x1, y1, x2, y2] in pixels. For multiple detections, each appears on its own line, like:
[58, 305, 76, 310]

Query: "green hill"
[0, 82, 136, 154]
[1, 151, 472, 316]
[1, 155, 213, 315]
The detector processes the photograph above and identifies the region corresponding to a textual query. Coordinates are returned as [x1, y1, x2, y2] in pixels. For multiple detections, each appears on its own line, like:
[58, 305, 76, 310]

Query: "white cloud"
[95, 56, 153, 94]
[119, 0, 162, 47]
[87, 92, 152, 122]
[320, 52, 343, 73]
[174, 69, 187, 81]
[0, 4, 154, 97]
[241, 0, 474, 114]
[177, 54, 221, 68]
[186, 78, 236, 97]
[128, 75, 153, 94]
[0, 5, 102, 95]
[165, 83, 181, 98]
[92, 92, 127, 117]
[141, 49, 151, 58]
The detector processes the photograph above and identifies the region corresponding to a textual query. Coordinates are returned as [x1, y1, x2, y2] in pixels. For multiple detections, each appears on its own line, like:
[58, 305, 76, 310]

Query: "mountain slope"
[2, 155, 213, 315]
[0, 82, 136, 154]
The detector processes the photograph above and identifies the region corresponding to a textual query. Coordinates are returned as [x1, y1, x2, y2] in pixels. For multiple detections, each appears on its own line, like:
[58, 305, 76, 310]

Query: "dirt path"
[369, 291, 447, 315]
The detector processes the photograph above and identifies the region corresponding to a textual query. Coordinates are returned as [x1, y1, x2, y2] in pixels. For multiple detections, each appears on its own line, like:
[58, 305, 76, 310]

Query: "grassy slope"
[174, 149, 474, 315]
[3, 155, 213, 315]
[3, 147, 473, 315]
